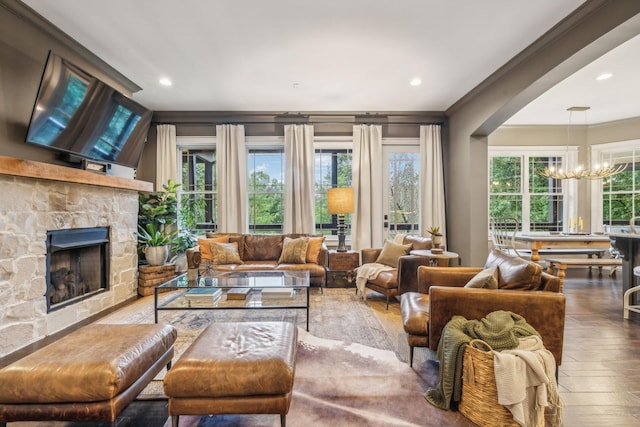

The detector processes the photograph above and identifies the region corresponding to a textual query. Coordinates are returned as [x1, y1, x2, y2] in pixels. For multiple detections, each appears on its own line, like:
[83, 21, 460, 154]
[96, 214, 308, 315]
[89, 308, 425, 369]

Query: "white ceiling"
[20, 0, 640, 125]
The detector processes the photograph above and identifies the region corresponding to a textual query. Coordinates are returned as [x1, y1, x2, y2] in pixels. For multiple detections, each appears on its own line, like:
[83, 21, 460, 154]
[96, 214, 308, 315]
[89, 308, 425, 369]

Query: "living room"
[2, 0, 640, 426]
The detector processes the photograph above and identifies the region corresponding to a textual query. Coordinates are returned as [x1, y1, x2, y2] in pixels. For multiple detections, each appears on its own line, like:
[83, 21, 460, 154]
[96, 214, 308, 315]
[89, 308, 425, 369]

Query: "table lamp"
[327, 187, 354, 252]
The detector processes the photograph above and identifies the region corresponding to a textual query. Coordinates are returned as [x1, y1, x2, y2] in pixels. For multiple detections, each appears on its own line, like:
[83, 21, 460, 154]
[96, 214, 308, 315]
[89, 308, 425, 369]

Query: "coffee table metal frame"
[154, 270, 310, 330]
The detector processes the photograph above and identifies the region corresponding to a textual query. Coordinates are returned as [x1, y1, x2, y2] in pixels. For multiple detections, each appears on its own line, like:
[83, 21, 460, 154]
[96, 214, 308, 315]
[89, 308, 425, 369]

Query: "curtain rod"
[151, 120, 445, 126]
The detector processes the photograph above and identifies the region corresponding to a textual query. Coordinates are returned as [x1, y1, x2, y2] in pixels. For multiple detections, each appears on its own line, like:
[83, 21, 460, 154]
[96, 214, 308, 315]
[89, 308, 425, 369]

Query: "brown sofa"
[360, 235, 435, 308]
[401, 249, 565, 367]
[187, 233, 328, 286]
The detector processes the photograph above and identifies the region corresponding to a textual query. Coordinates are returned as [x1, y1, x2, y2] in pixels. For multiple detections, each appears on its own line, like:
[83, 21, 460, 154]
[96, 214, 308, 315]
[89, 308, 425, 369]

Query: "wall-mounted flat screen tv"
[25, 51, 152, 169]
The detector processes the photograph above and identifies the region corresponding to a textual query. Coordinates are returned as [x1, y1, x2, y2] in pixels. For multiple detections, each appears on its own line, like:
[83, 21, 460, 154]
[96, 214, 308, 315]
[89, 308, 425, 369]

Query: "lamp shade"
[327, 188, 354, 214]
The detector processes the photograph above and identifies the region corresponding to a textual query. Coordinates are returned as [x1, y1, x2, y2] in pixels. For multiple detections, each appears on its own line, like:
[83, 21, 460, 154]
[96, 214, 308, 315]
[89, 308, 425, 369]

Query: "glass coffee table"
[154, 270, 310, 330]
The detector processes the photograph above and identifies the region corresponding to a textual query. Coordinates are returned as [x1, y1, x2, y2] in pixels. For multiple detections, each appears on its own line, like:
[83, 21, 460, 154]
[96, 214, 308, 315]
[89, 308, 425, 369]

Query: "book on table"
[184, 287, 223, 301]
[226, 287, 251, 300]
[261, 288, 295, 299]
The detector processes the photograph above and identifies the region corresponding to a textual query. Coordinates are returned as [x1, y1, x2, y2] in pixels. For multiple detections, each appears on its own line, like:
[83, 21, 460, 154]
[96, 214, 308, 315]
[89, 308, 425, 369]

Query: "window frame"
[382, 138, 420, 238]
[488, 145, 578, 233]
[591, 139, 640, 231]
[314, 137, 353, 239]
[246, 137, 285, 234]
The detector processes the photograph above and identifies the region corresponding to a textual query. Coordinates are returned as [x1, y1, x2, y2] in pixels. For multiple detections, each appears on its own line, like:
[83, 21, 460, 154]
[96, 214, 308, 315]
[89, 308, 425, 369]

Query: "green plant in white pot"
[138, 180, 180, 266]
[427, 226, 443, 249]
[138, 223, 177, 266]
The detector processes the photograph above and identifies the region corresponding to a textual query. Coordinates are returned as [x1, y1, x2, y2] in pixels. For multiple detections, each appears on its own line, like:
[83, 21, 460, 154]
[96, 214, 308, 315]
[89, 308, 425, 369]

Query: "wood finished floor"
[9, 267, 640, 426]
[558, 267, 640, 426]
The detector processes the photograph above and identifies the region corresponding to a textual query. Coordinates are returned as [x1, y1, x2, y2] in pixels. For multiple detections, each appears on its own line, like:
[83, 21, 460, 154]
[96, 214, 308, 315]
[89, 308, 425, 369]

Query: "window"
[315, 148, 352, 236]
[179, 148, 217, 233]
[384, 148, 419, 236]
[489, 148, 572, 232]
[597, 143, 640, 227]
[247, 148, 284, 233]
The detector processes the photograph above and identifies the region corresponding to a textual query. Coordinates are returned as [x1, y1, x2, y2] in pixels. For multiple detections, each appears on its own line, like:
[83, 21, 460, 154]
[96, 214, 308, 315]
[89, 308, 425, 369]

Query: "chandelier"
[536, 106, 627, 180]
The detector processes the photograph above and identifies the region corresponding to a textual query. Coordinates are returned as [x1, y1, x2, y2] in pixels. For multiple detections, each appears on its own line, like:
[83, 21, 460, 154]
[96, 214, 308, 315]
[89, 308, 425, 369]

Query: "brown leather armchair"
[401, 250, 565, 368]
[360, 235, 435, 309]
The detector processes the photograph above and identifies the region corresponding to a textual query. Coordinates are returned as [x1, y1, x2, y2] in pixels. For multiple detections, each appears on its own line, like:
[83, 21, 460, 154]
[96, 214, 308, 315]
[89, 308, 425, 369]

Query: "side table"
[410, 249, 460, 267]
[326, 250, 360, 288]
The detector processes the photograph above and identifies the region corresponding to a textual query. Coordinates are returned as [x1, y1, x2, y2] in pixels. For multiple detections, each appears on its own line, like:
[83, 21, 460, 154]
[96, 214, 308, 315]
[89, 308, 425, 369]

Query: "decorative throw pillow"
[278, 237, 310, 264]
[198, 235, 229, 262]
[375, 240, 412, 267]
[484, 249, 542, 290]
[464, 266, 499, 289]
[306, 236, 325, 264]
[210, 241, 243, 265]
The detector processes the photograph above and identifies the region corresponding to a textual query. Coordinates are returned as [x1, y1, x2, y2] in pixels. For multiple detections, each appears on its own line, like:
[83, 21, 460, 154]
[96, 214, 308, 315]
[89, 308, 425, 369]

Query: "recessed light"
[410, 78, 422, 86]
[159, 77, 172, 87]
[596, 73, 613, 81]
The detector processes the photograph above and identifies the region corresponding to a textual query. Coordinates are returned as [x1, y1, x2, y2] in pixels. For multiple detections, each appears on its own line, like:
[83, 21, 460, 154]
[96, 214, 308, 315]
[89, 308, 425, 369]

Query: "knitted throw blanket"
[424, 310, 540, 410]
[494, 335, 562, 427]
[355, 263, 393, 297]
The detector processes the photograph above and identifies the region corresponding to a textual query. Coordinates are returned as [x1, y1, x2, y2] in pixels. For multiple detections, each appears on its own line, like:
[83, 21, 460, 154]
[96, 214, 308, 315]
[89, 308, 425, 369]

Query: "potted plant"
[427, 226, 443, 249]
[138, 223, 177, 266]
[138, 180, 181, 265]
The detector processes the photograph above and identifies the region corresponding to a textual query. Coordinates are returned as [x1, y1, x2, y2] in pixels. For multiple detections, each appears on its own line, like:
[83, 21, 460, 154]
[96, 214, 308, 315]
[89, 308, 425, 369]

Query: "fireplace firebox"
[46, 227, 110, 311]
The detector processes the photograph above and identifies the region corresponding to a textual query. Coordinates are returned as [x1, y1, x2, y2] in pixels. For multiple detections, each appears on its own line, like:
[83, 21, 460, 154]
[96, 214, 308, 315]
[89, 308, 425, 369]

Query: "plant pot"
[432, 234, 443, 249]
[144, 245, 170, 266]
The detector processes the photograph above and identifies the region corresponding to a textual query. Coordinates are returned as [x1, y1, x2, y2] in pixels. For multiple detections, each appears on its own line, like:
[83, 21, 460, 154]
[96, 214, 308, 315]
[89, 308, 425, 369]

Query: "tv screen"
[25, 51, 152, 169]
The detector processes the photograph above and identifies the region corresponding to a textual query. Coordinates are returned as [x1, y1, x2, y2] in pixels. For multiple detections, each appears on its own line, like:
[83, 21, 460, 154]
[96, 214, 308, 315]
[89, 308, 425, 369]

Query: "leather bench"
[163, 321, 297, 427]
[0, 323, 177, 427]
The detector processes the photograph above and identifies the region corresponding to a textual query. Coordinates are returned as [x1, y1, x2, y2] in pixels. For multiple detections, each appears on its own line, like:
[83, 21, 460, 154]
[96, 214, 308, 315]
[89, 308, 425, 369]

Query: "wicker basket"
[458, 339, 543, 427]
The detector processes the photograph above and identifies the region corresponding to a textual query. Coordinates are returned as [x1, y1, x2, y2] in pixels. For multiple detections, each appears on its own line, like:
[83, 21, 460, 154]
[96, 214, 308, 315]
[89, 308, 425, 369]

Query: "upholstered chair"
[359, 235, 434, 309]
[400, 250, 565, 368]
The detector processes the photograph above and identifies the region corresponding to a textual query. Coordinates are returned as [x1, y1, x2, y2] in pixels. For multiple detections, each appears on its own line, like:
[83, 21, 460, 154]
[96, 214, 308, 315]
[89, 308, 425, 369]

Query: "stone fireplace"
[46, 227, 110, 311]
[0, 156, 152, 357]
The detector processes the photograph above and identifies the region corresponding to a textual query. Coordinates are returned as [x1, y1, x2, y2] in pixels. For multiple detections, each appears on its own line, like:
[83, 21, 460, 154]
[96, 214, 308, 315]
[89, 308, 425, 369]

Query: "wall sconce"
[327, 187, 354, 252]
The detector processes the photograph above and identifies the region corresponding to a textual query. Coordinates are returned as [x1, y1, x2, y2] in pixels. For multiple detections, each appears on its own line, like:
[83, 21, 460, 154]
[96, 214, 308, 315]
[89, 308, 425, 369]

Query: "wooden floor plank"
[558, 269, 640, 425]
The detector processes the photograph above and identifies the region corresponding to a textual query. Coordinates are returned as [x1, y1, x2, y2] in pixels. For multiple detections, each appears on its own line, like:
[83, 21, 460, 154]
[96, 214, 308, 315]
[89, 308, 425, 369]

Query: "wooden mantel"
[0, 156, 153, 192]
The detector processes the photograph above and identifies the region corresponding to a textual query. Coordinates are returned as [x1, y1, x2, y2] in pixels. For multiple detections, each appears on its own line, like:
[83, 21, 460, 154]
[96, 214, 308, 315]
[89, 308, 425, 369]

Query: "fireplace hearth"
[46, 227, 110, 311]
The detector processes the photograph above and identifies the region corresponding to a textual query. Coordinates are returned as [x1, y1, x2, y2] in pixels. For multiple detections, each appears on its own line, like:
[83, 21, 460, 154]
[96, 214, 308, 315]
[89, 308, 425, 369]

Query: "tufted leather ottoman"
[0, 323, 177, 427]
[163, 321, 297, 427]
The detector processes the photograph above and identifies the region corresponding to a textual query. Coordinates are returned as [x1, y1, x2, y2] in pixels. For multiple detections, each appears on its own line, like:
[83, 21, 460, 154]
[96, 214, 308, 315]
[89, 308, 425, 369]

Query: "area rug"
[97, 288, 475, 426]
[161, 328, 475, 427]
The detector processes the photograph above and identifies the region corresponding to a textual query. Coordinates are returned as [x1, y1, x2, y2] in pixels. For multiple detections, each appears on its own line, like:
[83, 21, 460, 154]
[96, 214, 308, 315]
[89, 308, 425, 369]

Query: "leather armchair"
[401, 254, 565, 368]
[360, 235, 435, 309]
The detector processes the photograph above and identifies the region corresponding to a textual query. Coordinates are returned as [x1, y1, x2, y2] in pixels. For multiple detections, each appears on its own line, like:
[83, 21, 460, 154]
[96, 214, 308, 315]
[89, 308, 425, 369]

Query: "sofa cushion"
[198, 235, 229, 262]
[243, 235, 284, 261]
[306, 236, 325, 264]
[367, 269, 399, 289]
[464, 266, 499, 289]
[278, 237, 309, 264]
[206, 233, 245, 259]
[375, 240, 412, 267]
[211, 242, 243, 265]
[484, 249, 542, 290]
[403, 235, 432, 251]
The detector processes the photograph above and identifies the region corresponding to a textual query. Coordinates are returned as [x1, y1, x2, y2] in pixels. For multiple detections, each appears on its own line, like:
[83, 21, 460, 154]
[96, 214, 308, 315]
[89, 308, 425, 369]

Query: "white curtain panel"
[420, 125, 447, 247]
[216, 124, 248, 233]
[283, 124, 316, 234]
[352, 124, 384, 251]
[156, 124, 177, 190]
